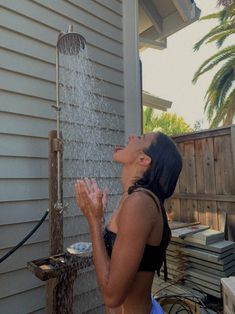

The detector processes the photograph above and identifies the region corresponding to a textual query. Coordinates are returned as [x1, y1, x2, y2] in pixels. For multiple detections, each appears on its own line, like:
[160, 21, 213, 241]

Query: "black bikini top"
[103, 188, 171, 280]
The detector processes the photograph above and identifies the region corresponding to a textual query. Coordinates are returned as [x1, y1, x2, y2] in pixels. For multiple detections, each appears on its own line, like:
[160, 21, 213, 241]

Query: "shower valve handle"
[54, 201, 69, 214]
[54, 201, 64, 213]
[51, 104, 61, 112]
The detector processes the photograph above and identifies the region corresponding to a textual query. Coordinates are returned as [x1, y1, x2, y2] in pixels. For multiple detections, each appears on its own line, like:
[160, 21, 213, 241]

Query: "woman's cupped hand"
[74, 177, 108, 224]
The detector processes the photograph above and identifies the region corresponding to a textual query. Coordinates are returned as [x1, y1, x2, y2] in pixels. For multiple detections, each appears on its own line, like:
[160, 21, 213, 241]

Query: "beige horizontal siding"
[0, 157, 48, 179]
[0, 112, 123, 141]
[1, 27, 123, 72]
[3, 0, 122, 38]
[0, 134, 49, 158]
[0, 90, 124, 119]
[0, 268, 43, 299]
[0, 242, 49, 274]
[74, 268, 99, 295]
[1, 48, 124, 87]
[0, 112, 124, 141]
[73, 288, 103, 313]
[0, 134, 125, 160]
[0, 195, 119, 226]
[1, 4, 123, 57]
[0, 0, 124, 312]
[0, 178, 122, 202]
[0, 234, 91, 273]
[0, 179, 49, 202]
[1, 70, 123, 102]
[0, 286, 46, 314]
[39, 0, 122, 29]
[0, 215, 89, 249]
[29, 308, 46, 314]
[93, 0, 122, 15]
[0, 200, 49, 225]
[0, 91, 55, 120]
[0, 158, 121, 180]
[0, 111, 55, 138]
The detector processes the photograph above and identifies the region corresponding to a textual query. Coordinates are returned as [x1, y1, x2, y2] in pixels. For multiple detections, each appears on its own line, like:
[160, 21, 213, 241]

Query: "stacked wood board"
[163, 224, 210, 281]
[166, 241, 185, 281]
[182, 242, 235, 298]
[160, 224, 235, 299]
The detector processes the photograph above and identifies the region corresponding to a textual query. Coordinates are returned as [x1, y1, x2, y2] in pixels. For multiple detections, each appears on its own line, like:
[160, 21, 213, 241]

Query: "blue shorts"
[150, 295, 164, 314]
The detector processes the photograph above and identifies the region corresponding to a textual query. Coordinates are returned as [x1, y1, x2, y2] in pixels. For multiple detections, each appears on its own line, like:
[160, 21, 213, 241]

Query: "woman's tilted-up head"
[128, 132, 183, 203]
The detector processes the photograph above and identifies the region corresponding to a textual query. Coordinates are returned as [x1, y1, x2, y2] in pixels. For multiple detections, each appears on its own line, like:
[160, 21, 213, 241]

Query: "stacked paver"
[160, 224, 235, 299]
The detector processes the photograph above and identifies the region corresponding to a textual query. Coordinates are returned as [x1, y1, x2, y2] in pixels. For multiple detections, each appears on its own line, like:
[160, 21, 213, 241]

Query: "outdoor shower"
[48, 24, 86, 255]
[27, 26, 94, 314]
[54, 24, 86, 214]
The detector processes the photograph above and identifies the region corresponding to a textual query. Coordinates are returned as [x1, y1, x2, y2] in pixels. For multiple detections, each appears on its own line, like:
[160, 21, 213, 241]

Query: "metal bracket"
[54, 201, 69, 214]
[52, 138, 63, 152]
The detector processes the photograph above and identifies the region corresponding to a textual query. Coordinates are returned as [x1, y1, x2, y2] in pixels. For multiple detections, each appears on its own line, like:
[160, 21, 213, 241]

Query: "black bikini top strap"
[131, 187, 162, 212]
[131, 187, 169, 242]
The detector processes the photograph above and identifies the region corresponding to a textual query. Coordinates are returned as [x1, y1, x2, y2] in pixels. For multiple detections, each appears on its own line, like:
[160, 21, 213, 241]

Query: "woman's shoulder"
[118, 188, 161, 222]
[127, 188, 161, 209]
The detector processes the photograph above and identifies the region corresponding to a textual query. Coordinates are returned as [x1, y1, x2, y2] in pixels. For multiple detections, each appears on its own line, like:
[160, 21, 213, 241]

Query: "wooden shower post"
[47, 130, 64, 314]
[48, 130, 64, 255]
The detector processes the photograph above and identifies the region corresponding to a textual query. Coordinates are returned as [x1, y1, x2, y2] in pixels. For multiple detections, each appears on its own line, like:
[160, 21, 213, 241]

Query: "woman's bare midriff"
[105, 271, 154, 314]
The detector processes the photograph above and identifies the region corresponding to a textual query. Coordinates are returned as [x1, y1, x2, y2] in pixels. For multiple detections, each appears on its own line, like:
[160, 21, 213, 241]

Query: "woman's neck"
[121, 165, 142, 193]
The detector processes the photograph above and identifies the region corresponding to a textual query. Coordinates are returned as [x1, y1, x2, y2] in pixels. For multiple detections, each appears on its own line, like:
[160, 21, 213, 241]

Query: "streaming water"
[57, 37, 123, 313]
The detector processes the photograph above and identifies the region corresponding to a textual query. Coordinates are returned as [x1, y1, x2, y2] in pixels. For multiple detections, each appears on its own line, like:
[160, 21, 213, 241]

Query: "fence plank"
[195, 139, 205, 194]
[169, 126, 234, 234]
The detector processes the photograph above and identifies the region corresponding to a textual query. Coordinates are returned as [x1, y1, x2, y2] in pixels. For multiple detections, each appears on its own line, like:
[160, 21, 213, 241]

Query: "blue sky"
[140, 0, 233, 129]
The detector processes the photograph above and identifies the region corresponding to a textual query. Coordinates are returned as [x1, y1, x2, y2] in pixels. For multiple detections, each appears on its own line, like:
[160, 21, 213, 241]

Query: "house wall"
[0, 1, 130, 313]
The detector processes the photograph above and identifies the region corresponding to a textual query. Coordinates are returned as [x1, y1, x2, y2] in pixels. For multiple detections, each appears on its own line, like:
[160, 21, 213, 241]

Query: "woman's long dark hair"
[128, 131, 182, 204]
[128, 132, 183, 281]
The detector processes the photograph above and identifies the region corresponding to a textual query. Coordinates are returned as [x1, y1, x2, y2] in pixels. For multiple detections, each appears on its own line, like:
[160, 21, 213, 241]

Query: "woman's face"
[113, 132, 156, 164]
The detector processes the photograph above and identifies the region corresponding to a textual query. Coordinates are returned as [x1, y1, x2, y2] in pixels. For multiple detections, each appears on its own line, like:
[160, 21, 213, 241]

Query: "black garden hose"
[0, 209, 49, 264]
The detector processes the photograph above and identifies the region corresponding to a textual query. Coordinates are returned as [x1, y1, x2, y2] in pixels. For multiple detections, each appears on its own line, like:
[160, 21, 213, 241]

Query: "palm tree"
[192, 4, 235, 127]
[217, 0, 235, 8]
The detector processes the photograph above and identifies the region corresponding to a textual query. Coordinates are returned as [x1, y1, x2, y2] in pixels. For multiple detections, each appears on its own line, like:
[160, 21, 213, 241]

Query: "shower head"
[56, 25, 86, 55]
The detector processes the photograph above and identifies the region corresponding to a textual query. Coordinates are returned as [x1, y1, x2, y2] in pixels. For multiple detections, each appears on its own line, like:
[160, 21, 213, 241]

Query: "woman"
[75, 132, 182, 314]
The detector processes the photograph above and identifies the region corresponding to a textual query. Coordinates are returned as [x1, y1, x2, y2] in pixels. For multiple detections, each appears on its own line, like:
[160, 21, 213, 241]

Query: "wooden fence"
[166, 124, 235, 241]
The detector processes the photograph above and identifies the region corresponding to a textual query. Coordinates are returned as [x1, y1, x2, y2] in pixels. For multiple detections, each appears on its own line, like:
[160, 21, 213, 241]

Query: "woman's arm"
[75, 180, 157, 308]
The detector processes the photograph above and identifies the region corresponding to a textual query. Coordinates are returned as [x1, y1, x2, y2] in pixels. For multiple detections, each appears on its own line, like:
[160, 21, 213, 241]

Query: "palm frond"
[199, 10, 225, 21]
[193, 25, 224, 51]
[206, 28, 235, 47]
[204, 58, 235, 99]
[218, 73, 235, 104]
[208, 57, 235, 88]
[192, 46, 235, 83]
[204, 67, 235, 126]
[194, 6, 235, 51]
[205, 57, 235, 89]
[203, 59, 234, 121]
[210, 103, 227, 127]
[210, 88, 235, 127]
[205, 69, 234, 116]
[217, 1, 235, 10]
